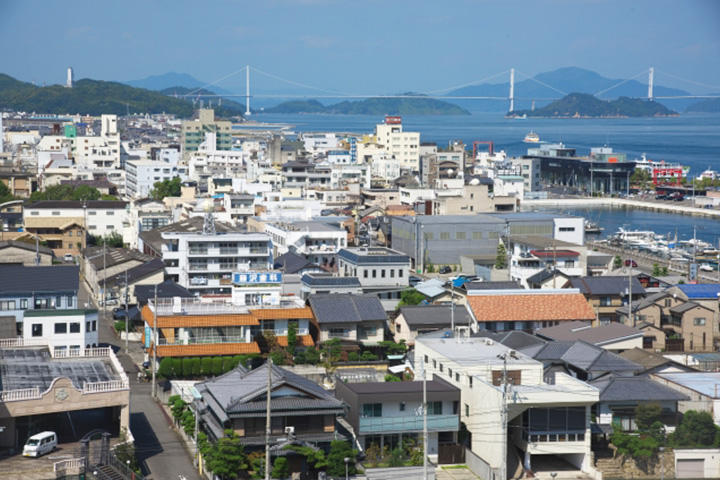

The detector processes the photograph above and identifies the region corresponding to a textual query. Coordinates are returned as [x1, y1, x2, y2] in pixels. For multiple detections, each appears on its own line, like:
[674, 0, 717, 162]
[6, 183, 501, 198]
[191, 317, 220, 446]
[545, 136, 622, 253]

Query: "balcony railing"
[359, 414, 459, 434]
[157, 336, 250, 345]
[151, 297, 306, 315]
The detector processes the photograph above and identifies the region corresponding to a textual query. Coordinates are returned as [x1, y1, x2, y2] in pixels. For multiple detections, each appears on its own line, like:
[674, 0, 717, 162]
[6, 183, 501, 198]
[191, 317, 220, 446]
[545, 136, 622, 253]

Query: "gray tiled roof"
[464, 281, 521, 291]
[197, 363, 344, 417]
[0, 264, 79, 294]
[530, 340, 641, 374]
[309, 294, 388, 324]
[527, 268, 569, 285]
[301, 274, 361, 287]
[99, 258, 166, 287]
[536, 322, 643, 346]
[134, 281, 194, 304]
[0, 240, 53, 256]
[590, 375, 690, 402]
[398, 305, 472, 327]
[669, 301, 710, 314]
[568, 276, 646, 296]
[275, 252, 315, 273]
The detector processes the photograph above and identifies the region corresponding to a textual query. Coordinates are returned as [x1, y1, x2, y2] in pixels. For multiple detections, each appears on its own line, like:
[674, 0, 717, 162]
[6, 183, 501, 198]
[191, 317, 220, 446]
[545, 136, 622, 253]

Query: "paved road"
[81, 282, 203, 480]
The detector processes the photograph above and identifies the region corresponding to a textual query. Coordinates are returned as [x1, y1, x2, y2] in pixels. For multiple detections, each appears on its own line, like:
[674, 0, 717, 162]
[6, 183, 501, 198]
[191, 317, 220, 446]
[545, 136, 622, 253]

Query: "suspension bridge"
[173, 66, 720, 115]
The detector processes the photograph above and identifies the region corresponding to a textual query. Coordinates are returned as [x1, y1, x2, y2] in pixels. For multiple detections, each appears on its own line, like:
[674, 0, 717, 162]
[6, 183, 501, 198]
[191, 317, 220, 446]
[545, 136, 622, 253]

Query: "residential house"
[589, 375, 689, 432]
[509, 236, 588, 289]
[335, 377, 461, 459]
[394, 305, 473, 346]
[337, 247, 411, 311]
[22, 308, 99, 353]
[535, 321, 644, 353]
[0, 264, 80, 335]
[465, 289, 596, 332]
[98, 258, 166, 306]
[565, 276, 646, 325]
[415, 334, 599, 476]
[526, 269, 572, 290]
[299, 274, 362, 301]
[618, 348, 697, 375]
[0, 240, 54, 266]
[196, 363, 346, 455]
[265, 220, 347, 271]
[308, 294, 387, 346]
[652, 372, 720, 424]
[82, 246, 156, 305]
[274, 252, 324, 275]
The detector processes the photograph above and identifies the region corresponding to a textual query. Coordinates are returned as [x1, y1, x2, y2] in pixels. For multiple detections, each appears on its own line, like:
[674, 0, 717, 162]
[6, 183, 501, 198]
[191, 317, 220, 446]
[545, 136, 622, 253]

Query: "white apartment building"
[24, 200, 131, 243]
[415, 334, 598, 477]
[509, 235, 588, 288]
[188, 132, 250, 183]
[301, 133, 342, 156]
[265, 220, 347, 268]
[337, 247, 410, 310]
[139, 217, 273, 295]
[22, 309, 99, 354]
[374, 116, 421, 173]
[125, 159, 187, 198]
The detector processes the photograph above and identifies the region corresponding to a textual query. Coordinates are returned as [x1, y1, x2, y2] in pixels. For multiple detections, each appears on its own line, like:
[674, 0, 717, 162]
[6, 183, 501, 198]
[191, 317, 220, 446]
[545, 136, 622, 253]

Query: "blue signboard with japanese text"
[233, 272, 282, 285]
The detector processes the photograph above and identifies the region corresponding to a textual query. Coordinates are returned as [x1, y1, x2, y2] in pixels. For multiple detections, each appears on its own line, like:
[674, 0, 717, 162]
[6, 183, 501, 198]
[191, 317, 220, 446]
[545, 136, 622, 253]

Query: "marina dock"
[522, 197, 720, 219]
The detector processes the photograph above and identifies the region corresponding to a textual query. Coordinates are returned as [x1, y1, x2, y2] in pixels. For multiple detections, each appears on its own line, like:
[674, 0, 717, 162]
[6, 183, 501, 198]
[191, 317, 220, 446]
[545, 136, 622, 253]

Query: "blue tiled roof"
[675, 284, 720, 299]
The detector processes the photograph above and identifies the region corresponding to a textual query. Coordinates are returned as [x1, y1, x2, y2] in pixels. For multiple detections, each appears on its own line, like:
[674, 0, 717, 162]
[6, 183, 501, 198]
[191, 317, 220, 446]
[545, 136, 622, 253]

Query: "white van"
[23, 431, 57, 457]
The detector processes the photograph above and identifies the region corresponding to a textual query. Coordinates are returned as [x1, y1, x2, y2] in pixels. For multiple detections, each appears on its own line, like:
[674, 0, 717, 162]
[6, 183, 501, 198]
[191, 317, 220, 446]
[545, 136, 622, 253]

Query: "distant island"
[684, 97, 720, 113]
[0, 74, 240, 118]
[265, 96, 471, 115]
[506, 93, 678, 118]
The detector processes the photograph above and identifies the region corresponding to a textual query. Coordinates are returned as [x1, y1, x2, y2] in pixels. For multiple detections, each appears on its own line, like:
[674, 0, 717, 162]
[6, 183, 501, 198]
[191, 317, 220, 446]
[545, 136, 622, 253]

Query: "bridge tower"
[245, 66, 251, 116]
[648, 67, 654, 101]
[509, 68, 515, 112]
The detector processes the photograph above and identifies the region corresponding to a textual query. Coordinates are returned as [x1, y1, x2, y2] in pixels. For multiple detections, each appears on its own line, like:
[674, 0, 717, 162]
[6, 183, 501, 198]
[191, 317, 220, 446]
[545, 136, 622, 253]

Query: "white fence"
[0, 387, 41, 402]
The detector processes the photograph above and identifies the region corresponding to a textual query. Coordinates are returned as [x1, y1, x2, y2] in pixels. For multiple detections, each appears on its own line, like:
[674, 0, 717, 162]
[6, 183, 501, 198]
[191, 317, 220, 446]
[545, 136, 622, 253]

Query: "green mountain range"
[265, 96, 470, 115]
[508, 93, 677, 118]
[0, 74, 207, 117]
[685, 97, 720, 113]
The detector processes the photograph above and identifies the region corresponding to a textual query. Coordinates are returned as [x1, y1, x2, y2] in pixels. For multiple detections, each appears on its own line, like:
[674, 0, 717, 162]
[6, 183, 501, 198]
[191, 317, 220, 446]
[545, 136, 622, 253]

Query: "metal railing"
[359, 414, 458, 433]
[54, 458, 85, 472]
[151, 297, 306, 315]
[157, 336, 250, 345]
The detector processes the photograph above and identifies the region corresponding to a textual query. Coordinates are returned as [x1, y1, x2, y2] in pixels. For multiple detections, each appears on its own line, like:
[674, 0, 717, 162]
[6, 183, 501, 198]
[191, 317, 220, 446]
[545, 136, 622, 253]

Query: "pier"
[522, 197, 720, 219]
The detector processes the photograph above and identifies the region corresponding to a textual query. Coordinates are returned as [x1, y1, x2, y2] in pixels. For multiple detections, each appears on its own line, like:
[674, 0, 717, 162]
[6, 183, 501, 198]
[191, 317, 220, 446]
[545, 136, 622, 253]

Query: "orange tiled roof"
[156, 343, 260, 357]
[466, 293, 595, 322]
[277, 335, 315, 347]
[141, 305, 259, 328]
[251, 307, 314, 320]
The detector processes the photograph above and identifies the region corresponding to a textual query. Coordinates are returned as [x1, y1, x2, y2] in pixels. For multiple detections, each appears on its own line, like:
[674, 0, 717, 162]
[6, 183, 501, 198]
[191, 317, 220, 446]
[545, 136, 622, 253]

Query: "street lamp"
[344, 457, 350, 480]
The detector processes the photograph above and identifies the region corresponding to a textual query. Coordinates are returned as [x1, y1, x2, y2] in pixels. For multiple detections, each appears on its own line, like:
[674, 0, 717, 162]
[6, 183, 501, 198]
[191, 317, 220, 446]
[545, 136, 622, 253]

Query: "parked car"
[439, 266, 453, 274]
[703, 204, 714, 209]
[624, 259, 638, 267]
[655, 193, 667, 200]
[63, 253, 74, 262]
[673, 195, 685, 202]
[409, 276, 422, 286]
[112, 307, 127, 320]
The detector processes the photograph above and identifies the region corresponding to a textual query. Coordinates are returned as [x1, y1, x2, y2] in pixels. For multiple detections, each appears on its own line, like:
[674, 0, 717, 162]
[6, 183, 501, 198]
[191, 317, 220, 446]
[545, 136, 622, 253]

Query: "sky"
[1, 0, 719, 95]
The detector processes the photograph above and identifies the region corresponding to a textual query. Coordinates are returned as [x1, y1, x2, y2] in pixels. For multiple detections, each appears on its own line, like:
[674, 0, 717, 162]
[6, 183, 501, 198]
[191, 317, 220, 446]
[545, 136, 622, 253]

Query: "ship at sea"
[634, 154, 690, 183]
[523, 131, 540, 143]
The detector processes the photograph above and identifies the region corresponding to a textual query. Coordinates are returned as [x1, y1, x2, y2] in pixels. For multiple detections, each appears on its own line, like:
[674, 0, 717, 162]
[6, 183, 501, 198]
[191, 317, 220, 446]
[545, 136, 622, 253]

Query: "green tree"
[0, 182, 15, 203]
[287, 321, 297, 355]
[191, 357, 202, 376]
[398, 288, 424, 307]
[171, 397, 187, 424]
[361, 350, 378, 361]
[171, 358, 182, 376]
[158, 358, 174, 379]
[635, 403, 662, 431]
[661, 266, 668, 276]
[652, 263, 662, 277]
[269, 351, 286, 366]
[302, 346, 321, 365]
[182, 358, 193, 377]
[150, 177, 182, 200]
[385, 374, 402, 382]
[671, 410, 720, 447]
[212, 357, 224, 375]
[347, 352, 359, 362]
[495, 243, 507, 269]
[72, 184, 102, 201]
[379, 340, 408, 355]
[614, 255, 623, 269]
[203, 430, 248, 480]
[181, 409, 195, 437]
[202, 357, 213, 375]
[326, 440, 357, 477]
[271, 457, 289, 479]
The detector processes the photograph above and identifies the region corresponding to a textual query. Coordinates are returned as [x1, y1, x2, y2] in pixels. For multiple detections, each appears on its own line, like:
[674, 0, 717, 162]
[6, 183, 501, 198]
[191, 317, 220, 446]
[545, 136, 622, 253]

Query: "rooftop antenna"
[202, 199, 216, 235]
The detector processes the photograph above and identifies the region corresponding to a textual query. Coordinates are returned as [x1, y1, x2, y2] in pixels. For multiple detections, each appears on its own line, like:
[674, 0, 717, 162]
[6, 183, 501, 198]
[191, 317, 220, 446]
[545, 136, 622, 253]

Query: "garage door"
[677, 458, 705, 478]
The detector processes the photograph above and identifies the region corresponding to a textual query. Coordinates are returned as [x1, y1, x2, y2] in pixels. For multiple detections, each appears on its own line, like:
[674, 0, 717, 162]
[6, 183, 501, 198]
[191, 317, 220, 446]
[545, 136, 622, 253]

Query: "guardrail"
[0, 387, 41, 402]
[0, 338, 49, 348]
[54, 458, 85, 472]
[83, 380, 128, 394]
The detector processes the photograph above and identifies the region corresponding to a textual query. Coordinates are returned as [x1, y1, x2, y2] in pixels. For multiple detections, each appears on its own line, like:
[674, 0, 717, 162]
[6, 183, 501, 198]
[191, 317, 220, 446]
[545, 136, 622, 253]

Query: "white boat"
[699, 263, 714, 272]
[634, 154, 690, 181]
[524, 131, 540, 143]
[584, 220, 604, 234]
[698, 167, 719, 181]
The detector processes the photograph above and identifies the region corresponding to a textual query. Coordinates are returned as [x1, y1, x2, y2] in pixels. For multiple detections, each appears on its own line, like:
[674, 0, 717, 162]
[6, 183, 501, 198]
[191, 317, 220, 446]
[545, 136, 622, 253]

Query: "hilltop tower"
[66, 67, 74, 88]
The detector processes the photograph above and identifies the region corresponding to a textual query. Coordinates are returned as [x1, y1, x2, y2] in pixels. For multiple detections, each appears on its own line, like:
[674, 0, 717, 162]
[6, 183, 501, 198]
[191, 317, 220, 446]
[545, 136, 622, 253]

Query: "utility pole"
[500, 353, 509, 480]
[628, 257, 634, 327]
[245, 66, 251, 117]
[102, 241, 107, 317]
[265, 358, 272, 480]
[422, 364, 428, 480]
[151, 284, 158, 399]
[124, 269, 130, 354]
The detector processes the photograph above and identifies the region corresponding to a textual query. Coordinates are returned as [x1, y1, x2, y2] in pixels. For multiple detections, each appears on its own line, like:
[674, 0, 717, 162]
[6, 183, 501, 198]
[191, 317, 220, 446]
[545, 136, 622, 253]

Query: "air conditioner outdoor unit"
[285, 426, 295, 435]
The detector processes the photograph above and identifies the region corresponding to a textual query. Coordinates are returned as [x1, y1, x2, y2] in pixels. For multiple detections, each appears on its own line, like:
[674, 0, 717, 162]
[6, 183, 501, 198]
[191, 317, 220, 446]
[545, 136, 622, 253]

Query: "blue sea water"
[246, 111, 720, 245]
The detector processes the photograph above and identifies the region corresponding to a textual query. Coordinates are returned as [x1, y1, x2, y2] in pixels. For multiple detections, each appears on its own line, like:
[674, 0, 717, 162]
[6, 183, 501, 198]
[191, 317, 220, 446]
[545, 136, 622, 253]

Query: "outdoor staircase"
[95, 464, 128, 480]
[594, 457, 625, 479]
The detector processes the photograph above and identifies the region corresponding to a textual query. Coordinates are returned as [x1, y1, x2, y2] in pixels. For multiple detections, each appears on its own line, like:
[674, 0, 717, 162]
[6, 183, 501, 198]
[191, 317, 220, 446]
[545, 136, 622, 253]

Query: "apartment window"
[564, 260, 575, 268]
[66, 296, 73, 307]
[55, 323, 67, 334]
[52, 211, 60, 216]
[439, 364, 444, 372]
[20, 299, 28, 310]
[399, 402, 406, 412]
[89, 211, 97, 215]
[599, 296, 612, 307]
[428, 401, 442, 415]
[364, 270, 368, 278]
[465, 404, 470, 417]
[559, 227, 575, 232]
[448, 368, 453, 378]
[398, 270, 404, 278]
[106, 225, 113, 230]
[390, 269, 395, 278]
[0, 300, 15, 310]
[473, 232, 482, 240]
[433, 360, 437, 369]
[68, 231, 72, 237]
[32, 324, 43, 337]
[424, 232, 434, 241]
[56, 296, 62, 307]
[362, 403, 382, 417]
[329, 328, 348, 338]
[440, 232, 450, 240]
[89, 225, 97, 230]
[456, 232, 466, 240]
[107, 211, 115, 216]
[456, 373, 460, 382]
[31, 211, 39, 215]
[70, 322, 81, 333]
[381, 270, 386, 278]
[372, 270, 377, 278]
[694, 318, 706, 326]
[424, 355, 428, 364]
[469, 376, 473, 388]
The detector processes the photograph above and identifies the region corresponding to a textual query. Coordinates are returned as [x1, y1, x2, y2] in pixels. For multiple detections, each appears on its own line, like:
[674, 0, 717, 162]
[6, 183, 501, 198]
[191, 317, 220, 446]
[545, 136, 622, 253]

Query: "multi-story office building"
[374, 116, 420, 173]
[125, 159, 187, 198]
[265, 220, 348, 269]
